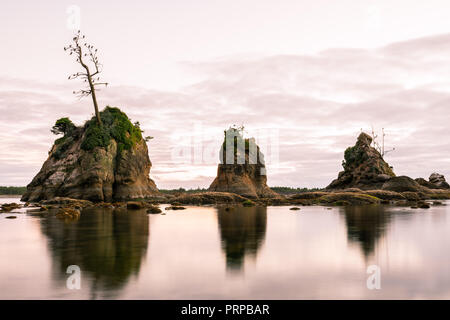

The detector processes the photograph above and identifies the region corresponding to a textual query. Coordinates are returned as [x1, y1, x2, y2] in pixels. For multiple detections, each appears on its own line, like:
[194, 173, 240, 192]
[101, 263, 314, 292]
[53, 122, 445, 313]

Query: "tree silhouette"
[64, 31, 108, 127]
[51, 117, 75, 136]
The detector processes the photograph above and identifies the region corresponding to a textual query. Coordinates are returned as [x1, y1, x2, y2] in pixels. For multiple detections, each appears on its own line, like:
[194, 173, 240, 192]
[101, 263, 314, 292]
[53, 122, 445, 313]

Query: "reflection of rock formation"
[217, 206, 267, 271]
[341, 206, 391, 259]
[40, 207, 149, 298]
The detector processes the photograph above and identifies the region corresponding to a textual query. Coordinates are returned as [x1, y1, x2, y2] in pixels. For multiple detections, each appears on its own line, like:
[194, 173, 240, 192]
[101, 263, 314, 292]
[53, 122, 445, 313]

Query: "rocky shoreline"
[11, 113, 449, 218]
[2, 186, 449, 221]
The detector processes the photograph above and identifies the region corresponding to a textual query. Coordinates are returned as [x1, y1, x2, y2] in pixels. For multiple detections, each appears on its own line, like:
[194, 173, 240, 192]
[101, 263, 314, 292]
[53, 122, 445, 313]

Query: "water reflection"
[340, 205, 392, 259]
[217, 206, 267, 271]
[40, 208, 149, 298]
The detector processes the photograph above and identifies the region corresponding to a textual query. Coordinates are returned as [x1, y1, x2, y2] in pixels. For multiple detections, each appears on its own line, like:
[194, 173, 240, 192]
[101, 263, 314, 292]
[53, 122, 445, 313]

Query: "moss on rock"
[81, 106, 143, 154]
[317, 192, 381, 205]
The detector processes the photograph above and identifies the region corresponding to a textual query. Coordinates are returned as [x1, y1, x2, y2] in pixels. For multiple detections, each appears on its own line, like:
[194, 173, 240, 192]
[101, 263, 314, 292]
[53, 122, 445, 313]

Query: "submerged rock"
[40, 197, 92, 208]
[165, 206, 186, 210]
[417, 202, 431, 209]
[208, 127, 279, 199]
[21, 107, 158, 202]
[146, 206, 162, 214]
[171, 206, 186, 210]
[327, 132, 396, 190]
[1, 203, 21, 212]
[55, 208, 81, 220]
[126, 201, 146, 210]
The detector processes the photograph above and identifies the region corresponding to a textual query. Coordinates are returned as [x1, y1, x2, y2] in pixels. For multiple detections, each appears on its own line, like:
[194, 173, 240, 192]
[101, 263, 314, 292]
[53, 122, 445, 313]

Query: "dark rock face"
[208, 128, 279, 199]
[381, 176, 423, 193]
[327, 133, 396, 190]
[21, 108, 158, 202]
[416, 173, 450, 189]
[415, 178, 437, 189]
[429, 173, 450, 189]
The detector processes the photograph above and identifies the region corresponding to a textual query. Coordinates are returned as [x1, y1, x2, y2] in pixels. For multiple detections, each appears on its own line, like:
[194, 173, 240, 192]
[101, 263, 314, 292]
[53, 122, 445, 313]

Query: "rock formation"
[381, 176, 422, 192]
[416, 173, 449, 189]
[327, 132, 396, 190]
[429, 173, 450, 189]
[325, 132, 450, 201]
[21, 107, 158, 202]
[208, 127, 279, 199]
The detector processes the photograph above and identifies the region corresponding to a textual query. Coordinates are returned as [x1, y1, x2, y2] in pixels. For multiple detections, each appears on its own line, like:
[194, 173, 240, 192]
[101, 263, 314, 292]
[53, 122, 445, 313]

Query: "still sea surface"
[1, 197, 449, 299]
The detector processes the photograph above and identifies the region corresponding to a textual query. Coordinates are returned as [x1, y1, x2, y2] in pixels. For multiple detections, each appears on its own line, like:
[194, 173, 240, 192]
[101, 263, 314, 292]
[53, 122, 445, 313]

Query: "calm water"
[1, 197, 450, 299]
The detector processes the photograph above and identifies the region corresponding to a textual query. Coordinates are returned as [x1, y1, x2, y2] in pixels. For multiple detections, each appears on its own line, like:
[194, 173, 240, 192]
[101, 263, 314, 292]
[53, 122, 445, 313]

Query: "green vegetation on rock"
[53, 136, 75, 160]
[51, 117, 78, 160]
[81, 107, 143, 153]
[343, 145, 368, 169]
[317, 192, 381, 205]
[49, 107, 144, 160]
[51, 117, 76, 136]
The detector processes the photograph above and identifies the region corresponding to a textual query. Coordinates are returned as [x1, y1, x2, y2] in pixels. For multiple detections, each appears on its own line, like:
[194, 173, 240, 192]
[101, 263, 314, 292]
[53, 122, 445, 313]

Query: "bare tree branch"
[65, 31, 108, 126]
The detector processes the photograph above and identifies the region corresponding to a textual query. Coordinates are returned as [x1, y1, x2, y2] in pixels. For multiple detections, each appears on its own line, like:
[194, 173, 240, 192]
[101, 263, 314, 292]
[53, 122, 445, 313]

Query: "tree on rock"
[64, 30, 108, 127]
[208, 126, 279, 199]
[51, 117, 75, 136]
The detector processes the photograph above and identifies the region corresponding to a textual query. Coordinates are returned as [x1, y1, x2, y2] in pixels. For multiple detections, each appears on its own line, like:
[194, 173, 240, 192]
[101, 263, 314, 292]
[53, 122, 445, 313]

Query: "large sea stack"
[327, 132, 396, 190]
[208, 127, 279, 199]
[21, 107, 158, 202]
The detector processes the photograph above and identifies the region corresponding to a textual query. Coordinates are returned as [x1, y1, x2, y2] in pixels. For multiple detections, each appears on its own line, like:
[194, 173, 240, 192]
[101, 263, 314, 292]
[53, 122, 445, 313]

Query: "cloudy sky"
[1, 0, 450, 189]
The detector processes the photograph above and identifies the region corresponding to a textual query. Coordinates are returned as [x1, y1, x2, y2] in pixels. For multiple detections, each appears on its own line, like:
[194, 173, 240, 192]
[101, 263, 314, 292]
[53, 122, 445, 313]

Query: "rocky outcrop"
[416, 173, 449, 189]
[21, 107, 158, 202]
[381, 176, 422, 192]
[208, 127, 279, 199]
[415, 178, 437, 189]
[40, 197, 93, 208]
[429, 173, 450, 189]
[327, 132, 396, 190]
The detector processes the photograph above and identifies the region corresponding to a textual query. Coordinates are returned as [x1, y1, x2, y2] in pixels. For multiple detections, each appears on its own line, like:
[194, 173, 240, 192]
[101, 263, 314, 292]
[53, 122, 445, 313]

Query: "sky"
[1, 0, 450, 189]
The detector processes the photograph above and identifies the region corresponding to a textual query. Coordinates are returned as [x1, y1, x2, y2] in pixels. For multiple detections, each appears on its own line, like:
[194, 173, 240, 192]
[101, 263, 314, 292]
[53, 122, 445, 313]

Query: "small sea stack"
[327, 132, 396, 190]
[21, 107, 159, 202]
[208, 127, 279, 199]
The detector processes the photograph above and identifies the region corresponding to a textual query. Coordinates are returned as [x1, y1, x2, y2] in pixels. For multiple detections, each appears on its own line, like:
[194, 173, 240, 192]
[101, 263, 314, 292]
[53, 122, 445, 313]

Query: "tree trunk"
[87, 72, 102, 127]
